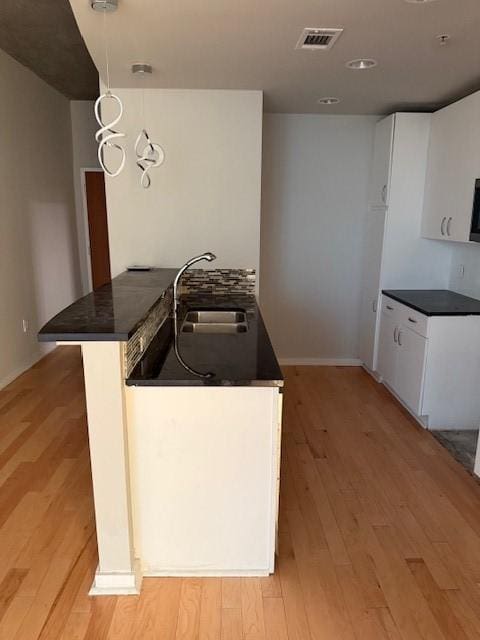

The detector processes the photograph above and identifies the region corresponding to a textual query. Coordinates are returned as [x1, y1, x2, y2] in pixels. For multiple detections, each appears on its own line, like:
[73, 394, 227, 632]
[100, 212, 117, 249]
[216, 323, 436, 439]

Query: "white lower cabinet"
[395, 326, 427, 416]
[377, 312, 397, 389]
[378, 310, 426, 416]
[377, 295, 480, 429]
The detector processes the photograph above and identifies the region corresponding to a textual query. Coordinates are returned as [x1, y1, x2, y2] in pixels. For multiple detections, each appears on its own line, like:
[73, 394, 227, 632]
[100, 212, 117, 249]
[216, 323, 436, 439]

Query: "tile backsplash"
[125, 287, 172, 376]
[180, 268, 256, 296]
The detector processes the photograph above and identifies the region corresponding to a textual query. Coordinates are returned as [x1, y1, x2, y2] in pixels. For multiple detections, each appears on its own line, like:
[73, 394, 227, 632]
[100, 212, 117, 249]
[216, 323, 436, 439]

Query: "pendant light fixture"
[135, 129, 165, 189]
[93, 2, 126, 178]
[132, 64, 166, 189]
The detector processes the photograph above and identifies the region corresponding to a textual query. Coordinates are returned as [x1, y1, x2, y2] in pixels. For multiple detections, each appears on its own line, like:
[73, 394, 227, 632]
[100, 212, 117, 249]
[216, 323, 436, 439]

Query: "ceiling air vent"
[295, 28, 344, 51]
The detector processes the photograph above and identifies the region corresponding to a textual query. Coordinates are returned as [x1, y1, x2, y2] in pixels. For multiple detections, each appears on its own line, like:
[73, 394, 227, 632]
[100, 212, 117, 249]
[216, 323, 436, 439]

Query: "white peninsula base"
[126, 386, 283, 577]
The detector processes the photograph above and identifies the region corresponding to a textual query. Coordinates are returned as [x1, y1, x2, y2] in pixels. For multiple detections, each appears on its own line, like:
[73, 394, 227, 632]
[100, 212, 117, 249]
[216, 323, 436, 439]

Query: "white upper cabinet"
[369, 115, 395, 208]
[422, 91, 480, 242]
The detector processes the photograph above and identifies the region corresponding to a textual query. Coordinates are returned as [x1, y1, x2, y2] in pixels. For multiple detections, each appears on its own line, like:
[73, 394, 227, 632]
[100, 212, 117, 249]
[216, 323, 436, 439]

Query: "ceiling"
[2, 1, 478, 112]
[0, 0, 98, 100]
[69, 0, 480, 114]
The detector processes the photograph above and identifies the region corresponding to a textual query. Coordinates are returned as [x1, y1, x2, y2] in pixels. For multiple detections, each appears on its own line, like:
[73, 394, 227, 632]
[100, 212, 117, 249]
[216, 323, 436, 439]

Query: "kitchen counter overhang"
[38, 268, 178, 342]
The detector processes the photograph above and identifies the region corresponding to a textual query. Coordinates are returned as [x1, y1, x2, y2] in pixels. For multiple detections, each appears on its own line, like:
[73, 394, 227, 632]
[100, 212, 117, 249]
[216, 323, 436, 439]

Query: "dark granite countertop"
[127, 294, 283, 387]
[382, 289, 480, 316]
[38, 269, 178, 342]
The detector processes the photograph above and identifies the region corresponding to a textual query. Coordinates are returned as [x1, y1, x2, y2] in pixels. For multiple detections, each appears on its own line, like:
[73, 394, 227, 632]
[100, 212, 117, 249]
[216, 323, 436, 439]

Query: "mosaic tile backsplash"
[180, 269, 256, 295]
[125, 287, 172, 376]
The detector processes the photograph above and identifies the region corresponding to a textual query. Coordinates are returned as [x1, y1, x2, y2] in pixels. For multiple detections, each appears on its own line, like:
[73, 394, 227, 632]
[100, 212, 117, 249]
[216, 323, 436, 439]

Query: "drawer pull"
[398, 330, 403, 347]
[447, 217, 452, 236]
[408, 317, 417, 324]
[386, 305, 394, 311]
[393, 327, 398, 343]
[441, 217, 447, 236]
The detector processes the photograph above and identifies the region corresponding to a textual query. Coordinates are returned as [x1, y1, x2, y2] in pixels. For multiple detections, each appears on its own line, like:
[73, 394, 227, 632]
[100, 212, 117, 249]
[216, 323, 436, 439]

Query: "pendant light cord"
[103, 9, 111, 92]
[94, 3, 126, 178]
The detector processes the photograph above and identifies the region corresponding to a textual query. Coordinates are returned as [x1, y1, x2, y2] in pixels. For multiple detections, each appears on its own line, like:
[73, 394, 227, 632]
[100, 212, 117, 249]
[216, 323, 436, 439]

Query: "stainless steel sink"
[184, 310, 246, 324]
[181, 309, 248, 334]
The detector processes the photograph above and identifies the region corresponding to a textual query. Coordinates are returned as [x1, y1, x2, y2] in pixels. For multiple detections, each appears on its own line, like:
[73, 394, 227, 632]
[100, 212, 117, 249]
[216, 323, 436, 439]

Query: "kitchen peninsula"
[39, 268, 283, 595]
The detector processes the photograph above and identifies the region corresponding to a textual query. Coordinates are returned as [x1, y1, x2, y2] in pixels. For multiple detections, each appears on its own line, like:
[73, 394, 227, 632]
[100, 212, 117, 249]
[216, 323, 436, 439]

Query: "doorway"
[84, 171, 111, 290]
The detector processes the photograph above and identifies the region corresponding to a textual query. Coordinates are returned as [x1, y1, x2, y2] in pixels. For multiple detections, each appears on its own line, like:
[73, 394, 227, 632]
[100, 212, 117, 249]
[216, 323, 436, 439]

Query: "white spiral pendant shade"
[94, 92, 127, 178]
[135, 129, 165, 189]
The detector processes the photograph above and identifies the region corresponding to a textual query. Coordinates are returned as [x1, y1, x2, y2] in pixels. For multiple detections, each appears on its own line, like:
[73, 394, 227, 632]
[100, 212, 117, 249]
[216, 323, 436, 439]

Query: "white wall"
[0, 48, 81, 389]
[260, 114, 377, 362]
[70, 101, 100, 294]
[449, 243, 480, 299]
[100, 89, 263, 276]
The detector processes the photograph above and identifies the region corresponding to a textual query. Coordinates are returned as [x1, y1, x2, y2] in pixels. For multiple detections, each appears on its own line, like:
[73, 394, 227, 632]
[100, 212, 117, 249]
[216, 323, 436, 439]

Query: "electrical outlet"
[22, 319, 29, 333]
[458, 264, 465, 279]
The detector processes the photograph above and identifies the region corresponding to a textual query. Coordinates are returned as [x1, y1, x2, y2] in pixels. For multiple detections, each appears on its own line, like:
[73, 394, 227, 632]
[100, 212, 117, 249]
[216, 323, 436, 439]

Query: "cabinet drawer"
[399, 307, 429, 338]
[381, 297, 399, 318]
[381, 296, 428, 337]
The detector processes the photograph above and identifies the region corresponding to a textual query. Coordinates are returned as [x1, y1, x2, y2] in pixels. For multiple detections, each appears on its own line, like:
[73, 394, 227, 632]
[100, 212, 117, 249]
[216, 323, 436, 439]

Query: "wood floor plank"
[221, 578, 242, 609]
[0, 351, 480, 639]
[260, 573, 282, 599]
[407, 559, 469, 640]
[263, 597, 289, 640]
[199, 578, 221, 640]
[132, 578, 182, 640]
[82, 596, 117, 640]
[106, 596, 139, 640]
[220, 607, 242, 640]
[0, 569, 28, 624]
[241, 578, 265, 640]
[276, 530, 312, 640]
[175, 578, 202, 640]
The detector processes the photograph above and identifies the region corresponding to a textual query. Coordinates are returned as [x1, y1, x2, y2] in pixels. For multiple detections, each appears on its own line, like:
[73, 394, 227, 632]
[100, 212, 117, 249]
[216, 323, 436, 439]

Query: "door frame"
[81, 167, 106, 293]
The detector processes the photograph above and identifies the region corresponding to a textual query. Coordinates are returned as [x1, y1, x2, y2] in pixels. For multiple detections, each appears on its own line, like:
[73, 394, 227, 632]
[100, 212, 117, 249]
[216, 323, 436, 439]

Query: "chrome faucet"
[173, 252, 216, 311]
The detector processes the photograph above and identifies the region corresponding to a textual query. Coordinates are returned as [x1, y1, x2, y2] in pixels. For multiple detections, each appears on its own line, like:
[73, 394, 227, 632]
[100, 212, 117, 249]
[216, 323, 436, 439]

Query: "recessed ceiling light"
[132, 63, 153, 75]
[317, 97, 341, 105]
[91, 0, 118, 11]
[346, 58, 378, 70]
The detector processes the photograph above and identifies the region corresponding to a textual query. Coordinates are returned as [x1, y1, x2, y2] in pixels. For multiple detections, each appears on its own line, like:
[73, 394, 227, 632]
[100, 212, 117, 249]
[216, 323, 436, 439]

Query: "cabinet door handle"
[393, 327, 398, 343]
[398, 330, 403, 346]
[381, 184, 387, 204]
[386, 305, 394, 311]
[447, 217, 452, 236]
[408, 317, 417, 324]
[372, 300, 378, 312]
[440, 217, 447, 236]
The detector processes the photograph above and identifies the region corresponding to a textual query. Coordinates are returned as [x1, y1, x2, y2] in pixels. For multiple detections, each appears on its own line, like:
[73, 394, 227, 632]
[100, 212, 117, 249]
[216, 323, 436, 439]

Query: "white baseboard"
[279, 358, 362, 367]
[0, 349, 51, 391]
[89, 561, 142, 596]
[143, 568, 270, 577]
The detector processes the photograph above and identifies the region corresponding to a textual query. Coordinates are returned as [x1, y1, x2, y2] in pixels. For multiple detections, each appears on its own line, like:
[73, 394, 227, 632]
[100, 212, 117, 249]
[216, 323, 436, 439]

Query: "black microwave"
[470, 179, 480, 242]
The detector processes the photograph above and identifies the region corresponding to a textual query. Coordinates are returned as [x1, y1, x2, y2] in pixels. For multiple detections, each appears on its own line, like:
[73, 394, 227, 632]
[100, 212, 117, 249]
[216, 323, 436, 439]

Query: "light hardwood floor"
[1, 347, 480, 639]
